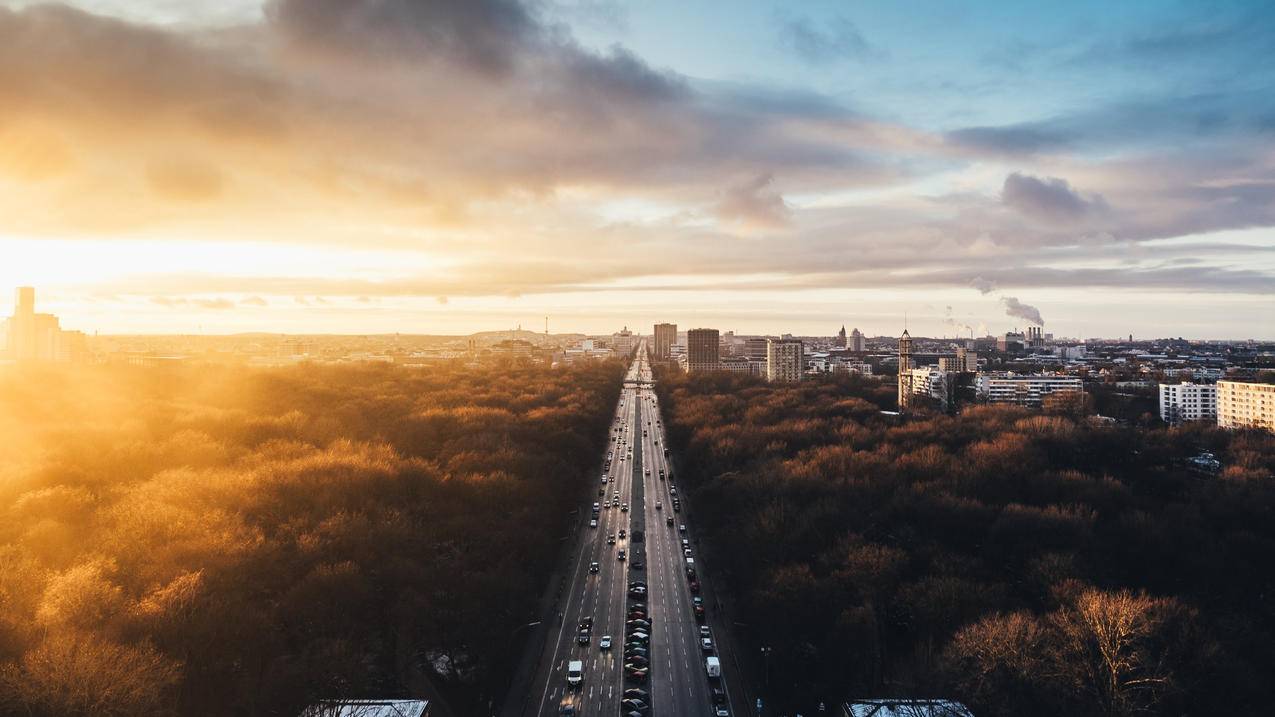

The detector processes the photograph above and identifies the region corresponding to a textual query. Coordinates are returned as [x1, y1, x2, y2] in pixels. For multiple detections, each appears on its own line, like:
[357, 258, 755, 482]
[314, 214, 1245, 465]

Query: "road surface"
[523, 344, 745, 716]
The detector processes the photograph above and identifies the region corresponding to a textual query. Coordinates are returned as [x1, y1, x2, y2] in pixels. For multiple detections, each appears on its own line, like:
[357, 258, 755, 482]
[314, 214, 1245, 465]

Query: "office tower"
[654, 323, 677, 359]
[836, 325, 847, 348]
[766, 338, 804, 382]
[686, 328, 720, 373]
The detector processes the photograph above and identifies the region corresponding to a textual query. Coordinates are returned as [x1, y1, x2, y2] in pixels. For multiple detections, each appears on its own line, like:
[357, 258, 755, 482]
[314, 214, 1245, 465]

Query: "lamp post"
[760, 645, 773, 702]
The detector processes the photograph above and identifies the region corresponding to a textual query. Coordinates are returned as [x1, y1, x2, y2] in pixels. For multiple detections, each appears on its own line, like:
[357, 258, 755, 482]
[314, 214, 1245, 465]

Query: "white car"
[589, 520, 597, 528]
[599, 635, 612, 650]
[701, 637, 714, 652]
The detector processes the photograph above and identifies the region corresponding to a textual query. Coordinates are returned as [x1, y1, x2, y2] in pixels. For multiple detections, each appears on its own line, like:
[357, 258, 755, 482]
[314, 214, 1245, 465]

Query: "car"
[614, 491, 621, 499]
[712, 687, 727, 704]
[701, 637, 714, 652]
[627, 631, 649, 643]
[623, 688, 649, 700]
[589, 519, 597, 528]
[598, 488, 605, 496]
[679, 524, 687, 533]
[643, 468, 649, 474]
[617, 549, 626, 561]
[608, 534, 616, 544]
[602, 477, 608, 484]
[620, 699, 649, 715]
[673, 503, 681, 513]
[715, 707, 730, 717]
[666, 516, 674, 526]
[624, 647, 648, 659]
[669, 487, 677, 495]
[625, 655, 649, 667]
[599, 635, 612, 650]
[700, 626, 711, 638]
[577, 629, 590, 645]
[621, 503, 629, 512]
[682, 538, 690, 548]
[689, 580, 701, 593]
[579, 617, 593, 630]
[628, 587, 646, 598]
[627, 619, 650, 628]
[655, 502, 662, 510]
[684, 548, 693, 557]
[619, 529, 626, 539]
[589, 561, 599, 574]
[624, 666, 648, 680]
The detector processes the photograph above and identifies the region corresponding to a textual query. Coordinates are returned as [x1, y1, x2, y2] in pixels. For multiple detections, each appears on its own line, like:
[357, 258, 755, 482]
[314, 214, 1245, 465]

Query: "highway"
[524, 343, 745, 716]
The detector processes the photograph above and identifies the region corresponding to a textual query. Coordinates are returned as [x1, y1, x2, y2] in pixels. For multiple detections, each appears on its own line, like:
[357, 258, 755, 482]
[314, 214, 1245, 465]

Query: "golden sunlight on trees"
[655, 368, 1275, 716]
[0, 359, 624, 715]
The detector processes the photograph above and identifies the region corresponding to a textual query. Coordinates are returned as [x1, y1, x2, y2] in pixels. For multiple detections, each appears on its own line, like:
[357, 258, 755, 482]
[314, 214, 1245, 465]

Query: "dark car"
[623, 688, 649, 700]
[666, 516, 674, 526]
[712, 687, 727, 704]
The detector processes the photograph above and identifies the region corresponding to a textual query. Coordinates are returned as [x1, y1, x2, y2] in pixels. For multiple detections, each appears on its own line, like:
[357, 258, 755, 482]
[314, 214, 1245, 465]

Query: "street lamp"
[760, 645, 772, 689]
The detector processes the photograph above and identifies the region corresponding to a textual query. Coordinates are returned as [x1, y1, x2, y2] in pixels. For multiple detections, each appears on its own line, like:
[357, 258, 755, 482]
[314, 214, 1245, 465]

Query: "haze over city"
[2, 0, 1272, 338]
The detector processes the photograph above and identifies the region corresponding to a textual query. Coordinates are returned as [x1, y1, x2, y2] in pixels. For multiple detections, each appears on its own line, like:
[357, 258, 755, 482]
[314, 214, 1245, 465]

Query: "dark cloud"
[1000, 296, 1044, 326]
[1001, 172, 1107, 223]
[265, 0, 538, 76]
[714, 173, 791, 230]
[944, 125, 1071, 155]
[776, 14, 878, 65]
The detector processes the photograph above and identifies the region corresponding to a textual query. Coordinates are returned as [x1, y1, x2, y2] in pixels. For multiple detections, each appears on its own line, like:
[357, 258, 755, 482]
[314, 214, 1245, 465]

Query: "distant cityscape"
[3, 286, 1273, 435]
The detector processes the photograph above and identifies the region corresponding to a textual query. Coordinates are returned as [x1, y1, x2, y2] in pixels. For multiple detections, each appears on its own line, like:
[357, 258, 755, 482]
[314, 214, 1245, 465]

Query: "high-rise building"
[2, 287, 86, 363]
[1217, 380, 1275, 433]
[997, 331, 1026, 353]
[1159, 382, 1217, 424]
[654, 323, 677, 359]
[848, 328, 865, 352]
[686, 328, 720, 373]
[836, 325, 847, 348]
[939, 347, 978, 373]
[766, 338, 804, 382]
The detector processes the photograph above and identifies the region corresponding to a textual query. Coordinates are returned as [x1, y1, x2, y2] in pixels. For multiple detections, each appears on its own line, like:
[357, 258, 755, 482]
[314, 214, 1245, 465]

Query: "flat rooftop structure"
[299, 700, 429, 717]
[843, 699, 974, 717]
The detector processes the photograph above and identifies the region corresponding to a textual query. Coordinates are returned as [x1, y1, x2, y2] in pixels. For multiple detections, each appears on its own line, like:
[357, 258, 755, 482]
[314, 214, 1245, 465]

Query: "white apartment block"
[1158, 382, 1217, 424]
[976, 374, 1084, 407]
[766, 338, 804, 382]
[1217, 380, 1275, 433]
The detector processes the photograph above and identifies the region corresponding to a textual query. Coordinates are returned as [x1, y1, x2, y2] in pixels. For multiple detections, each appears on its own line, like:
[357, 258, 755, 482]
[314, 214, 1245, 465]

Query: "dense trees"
[0, 359, 623, 716]
[655, 369, 1275, 716]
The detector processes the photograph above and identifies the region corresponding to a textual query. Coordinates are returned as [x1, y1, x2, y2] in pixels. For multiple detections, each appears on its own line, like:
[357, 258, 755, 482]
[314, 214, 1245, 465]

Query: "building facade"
[976, 374, 1084, 407]
[848, 327, 865, 352]
[611, 326, 636, 356]
[1159, 382, 1218, 424]
[897, 330, 914, 408]
[766, 338, 804, 382]
[686, 328, 720, 373]
[1217, 380, 1275, 432]
[653, 323, 677, 359]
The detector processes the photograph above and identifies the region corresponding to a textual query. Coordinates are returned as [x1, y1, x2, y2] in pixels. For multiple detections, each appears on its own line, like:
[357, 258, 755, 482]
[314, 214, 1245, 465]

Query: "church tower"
[897, 329, 913, 409]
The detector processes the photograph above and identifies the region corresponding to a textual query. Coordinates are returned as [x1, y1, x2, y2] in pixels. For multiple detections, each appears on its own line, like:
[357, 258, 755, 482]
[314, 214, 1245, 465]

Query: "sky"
[0, 0, 1272, 339]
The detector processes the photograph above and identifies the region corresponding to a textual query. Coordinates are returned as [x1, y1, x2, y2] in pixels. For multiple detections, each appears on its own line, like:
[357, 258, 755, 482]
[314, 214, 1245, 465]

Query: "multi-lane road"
[523, 344, 745, 716]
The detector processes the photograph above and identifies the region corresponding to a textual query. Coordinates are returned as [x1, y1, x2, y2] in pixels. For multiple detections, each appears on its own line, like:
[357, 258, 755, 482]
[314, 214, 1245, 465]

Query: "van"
[567, 660, 583, 687]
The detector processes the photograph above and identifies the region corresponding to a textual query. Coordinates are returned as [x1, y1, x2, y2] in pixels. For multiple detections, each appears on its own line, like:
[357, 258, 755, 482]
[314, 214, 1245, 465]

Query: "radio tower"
[545, 316, 549, 335]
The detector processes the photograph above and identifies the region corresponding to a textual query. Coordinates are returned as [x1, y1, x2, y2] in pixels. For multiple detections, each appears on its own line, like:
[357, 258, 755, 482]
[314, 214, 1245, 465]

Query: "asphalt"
[521, 345, 747, 717]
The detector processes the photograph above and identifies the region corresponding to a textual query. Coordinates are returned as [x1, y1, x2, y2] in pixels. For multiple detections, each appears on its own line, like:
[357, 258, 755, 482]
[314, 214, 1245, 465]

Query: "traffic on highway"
[526, 344, 741, 716]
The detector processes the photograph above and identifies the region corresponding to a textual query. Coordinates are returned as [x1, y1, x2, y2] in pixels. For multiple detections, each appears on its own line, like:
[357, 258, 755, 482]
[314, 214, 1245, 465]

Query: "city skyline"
[1, 1, 1273, 338]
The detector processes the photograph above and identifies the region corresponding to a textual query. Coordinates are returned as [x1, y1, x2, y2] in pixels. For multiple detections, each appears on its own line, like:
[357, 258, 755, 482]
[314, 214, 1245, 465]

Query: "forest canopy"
[0, 359, 624, 716]
[655, 369, 1275, 717]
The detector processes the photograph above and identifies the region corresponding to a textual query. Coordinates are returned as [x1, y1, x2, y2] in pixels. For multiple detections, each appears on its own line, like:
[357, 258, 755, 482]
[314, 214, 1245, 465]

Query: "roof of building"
[299, 700, 429, 717]
[844, 699, 974, 717]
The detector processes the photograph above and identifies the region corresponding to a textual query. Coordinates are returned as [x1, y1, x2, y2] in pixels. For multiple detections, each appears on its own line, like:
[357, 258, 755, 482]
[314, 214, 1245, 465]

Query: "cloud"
[1000, 296, 1044, 326]
[240, 296, 268, 306]
[776, 14, 878, 64]
[944, 125, 1071, 155]
[192, 298, 234, 310]
[969, 276, 997, 295]
[1001, 172, 1108, 224]
[714, 173, 791, 230]
[146, 160, 225, 201]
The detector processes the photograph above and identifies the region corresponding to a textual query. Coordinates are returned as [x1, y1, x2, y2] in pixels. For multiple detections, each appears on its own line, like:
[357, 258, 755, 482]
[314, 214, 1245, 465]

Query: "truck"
[567, 660, 583, 688]
[706, 656, 721, 678]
